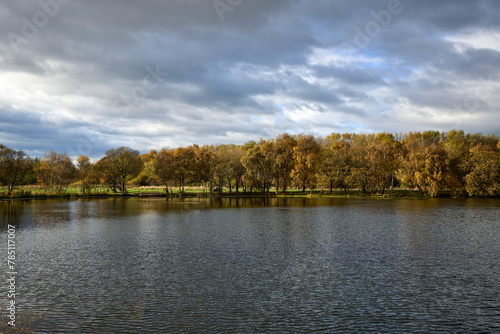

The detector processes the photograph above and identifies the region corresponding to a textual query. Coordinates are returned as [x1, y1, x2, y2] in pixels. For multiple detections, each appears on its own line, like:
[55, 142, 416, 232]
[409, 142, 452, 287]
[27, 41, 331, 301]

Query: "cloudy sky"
[1, 0, 499, 158]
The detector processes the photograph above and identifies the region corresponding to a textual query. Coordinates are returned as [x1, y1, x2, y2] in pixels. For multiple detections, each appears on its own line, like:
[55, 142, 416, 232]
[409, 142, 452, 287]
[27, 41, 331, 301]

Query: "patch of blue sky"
[362, 50, 382, 59]
[250, 116, 263, 122]
[392, 68, 413, 80]
[361, 62, 387, 70]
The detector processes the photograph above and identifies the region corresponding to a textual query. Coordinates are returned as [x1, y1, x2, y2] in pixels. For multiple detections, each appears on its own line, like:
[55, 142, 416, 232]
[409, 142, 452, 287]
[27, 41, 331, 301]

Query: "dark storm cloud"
[1, 0, 499, 157]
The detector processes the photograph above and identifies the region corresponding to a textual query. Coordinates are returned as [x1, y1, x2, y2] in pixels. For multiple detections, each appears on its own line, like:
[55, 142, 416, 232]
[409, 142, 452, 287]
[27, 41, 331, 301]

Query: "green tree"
[22, 157, 38, 185]
[0, 145, 32, 195]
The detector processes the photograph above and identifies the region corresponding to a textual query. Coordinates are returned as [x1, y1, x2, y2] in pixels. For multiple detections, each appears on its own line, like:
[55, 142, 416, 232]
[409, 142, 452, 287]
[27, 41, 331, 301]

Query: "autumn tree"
[318, 142, 336, 192]
[415, 143, 449, 197]
[273, 133, 296, 192]
[0, 145, 32, 195]
[465, 145, 500, 197]
[228, 145, 246, 192]
[292, 134, 320, 192]
[211, 145, 230, 191]
[36, 151, 76, 192]
[320, 133, 352, 193]
[76, 155, 93, 193]
[133, 150, 158, 186]
[208, 144, 244, 192]
[172, 146, 196, 191]
[443, 129, 475, 194]
[155, 149, 175, 193]
[87, 160, 101, 192]
[241, 139, 274, 192]
[398, 132, 423, 189]
[95, 157, 118, 192]
[366, 133, 399, 194]
[347, 134, 370, 193]
[98, 147, 142, 194]
[4, 130, 499, 197]
[194, 145, 213, 191]
[399, 131, 449, 197]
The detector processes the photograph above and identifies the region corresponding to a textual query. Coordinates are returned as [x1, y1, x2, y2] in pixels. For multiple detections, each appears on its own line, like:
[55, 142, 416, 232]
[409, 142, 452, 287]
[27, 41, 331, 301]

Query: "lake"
[1, 197, 500, 333]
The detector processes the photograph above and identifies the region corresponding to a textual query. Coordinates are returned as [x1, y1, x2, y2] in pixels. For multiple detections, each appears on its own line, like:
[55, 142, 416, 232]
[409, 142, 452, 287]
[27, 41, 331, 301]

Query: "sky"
[1, 0, 499, 158]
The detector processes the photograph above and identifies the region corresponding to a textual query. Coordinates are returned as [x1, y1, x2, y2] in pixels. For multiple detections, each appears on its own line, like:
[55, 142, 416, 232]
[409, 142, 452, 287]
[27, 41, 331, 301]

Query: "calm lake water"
[1, 197, 500, 333]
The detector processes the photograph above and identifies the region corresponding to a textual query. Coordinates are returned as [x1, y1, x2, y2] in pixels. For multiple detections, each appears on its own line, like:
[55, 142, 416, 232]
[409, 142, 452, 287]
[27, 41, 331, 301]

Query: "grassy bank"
[0, 185, 458, 200]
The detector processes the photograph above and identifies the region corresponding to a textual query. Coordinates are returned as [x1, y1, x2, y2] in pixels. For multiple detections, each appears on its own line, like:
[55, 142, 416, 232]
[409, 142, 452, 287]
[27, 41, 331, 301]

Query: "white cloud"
[446, 29, 500, 53]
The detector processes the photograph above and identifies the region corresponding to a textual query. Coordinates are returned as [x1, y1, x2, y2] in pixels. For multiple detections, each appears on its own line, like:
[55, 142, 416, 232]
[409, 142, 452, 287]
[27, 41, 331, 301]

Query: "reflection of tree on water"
[0, 201, 17, 228]
[1, 200, 35, 229]
[0, 307, 43, 333]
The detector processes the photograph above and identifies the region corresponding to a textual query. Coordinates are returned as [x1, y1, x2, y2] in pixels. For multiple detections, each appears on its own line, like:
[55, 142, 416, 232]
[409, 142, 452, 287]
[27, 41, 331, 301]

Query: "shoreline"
[1, 189, 499, 201]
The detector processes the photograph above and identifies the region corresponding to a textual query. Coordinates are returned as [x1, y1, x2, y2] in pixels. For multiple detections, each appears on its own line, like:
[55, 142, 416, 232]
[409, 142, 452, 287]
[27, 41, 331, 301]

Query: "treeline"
[1, 130, 499, 197]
